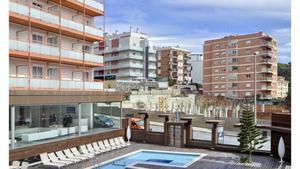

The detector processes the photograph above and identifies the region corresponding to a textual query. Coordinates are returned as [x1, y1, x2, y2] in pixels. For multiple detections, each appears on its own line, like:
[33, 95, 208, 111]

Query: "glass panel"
[13, 104, 79, 148]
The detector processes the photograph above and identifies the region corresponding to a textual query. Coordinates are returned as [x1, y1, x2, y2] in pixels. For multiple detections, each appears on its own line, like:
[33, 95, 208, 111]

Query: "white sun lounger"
[114, 137, 126, 148]
[92, 142, 106, 153]
[20, 161, 29, 169]
[109, 138, 122, 149]
[86, 143, 102, 155]
[98, 140, 111, 152]
[40, 153, 66, 169]
[103, 139, 116, 150]
[70, 147, 94, 159]
[55, 151, 81, 163]
[79, 145, 97, 156]
[48, 152, 73, 165]
[63, 149, 88, 160]
[118, 136, 131, 146]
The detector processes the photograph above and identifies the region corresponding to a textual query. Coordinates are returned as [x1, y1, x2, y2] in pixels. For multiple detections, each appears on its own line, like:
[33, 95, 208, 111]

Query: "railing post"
[181, 117, 193, 145]
[205, 120, 224, 148]
[158, 114, 171, 146]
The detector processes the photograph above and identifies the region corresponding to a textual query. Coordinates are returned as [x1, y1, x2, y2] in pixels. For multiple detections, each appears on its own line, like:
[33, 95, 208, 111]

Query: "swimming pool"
[87, 149, 206, 169]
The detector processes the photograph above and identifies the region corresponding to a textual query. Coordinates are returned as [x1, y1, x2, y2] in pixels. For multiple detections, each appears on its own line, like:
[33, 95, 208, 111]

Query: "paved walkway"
[30, 143, 290, 169]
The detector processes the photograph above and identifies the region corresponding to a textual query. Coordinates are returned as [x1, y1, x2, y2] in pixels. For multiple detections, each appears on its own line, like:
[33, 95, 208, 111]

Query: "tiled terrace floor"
[30, 143, 291, 169]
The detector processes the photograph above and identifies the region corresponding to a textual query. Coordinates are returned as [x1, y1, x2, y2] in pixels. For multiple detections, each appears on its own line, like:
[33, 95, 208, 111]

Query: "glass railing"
[31, 79, 59, 89]
[10, 2, 103, 37]
[148, 56, 156, 62]
[76, 0, 104, 11]
[10, 77, 103, 90]
[9, 77, 29, 88]
[10, 40, 103, 64]
[149, 73, 156, 78]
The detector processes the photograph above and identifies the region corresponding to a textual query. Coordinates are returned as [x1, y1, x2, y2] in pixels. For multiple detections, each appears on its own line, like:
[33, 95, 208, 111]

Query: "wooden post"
[181, 117, 193, 145]
[205, 120, 224, 148]
[158, 114, 171, 146]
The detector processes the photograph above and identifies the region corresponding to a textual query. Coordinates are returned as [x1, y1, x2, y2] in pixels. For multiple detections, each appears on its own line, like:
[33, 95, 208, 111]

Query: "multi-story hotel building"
[188, 53, 203, 84]
[156, 46, 191, 84]
[277, 76, 289, 98]
[203, 32, 278, 99]
[94, 28, 157, 81]
[9, 0, 124, 161]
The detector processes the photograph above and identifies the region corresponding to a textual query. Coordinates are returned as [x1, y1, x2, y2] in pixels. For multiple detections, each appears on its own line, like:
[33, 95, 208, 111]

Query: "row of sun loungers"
[9, 161, 29, 169]
[40, 137, 130, 168]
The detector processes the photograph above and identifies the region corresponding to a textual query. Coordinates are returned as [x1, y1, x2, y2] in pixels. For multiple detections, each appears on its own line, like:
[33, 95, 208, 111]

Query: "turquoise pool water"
[93, 150, 203, 169]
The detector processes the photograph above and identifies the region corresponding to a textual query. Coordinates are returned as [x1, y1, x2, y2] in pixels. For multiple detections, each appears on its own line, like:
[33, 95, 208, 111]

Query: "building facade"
[94, 28, 157, 81]
[277, 76, 289, 98]
[188, 53, 203, 84]
[156, 46, 191, 84]
[9, 0, 123, 160]
[203, 32, 278, 99]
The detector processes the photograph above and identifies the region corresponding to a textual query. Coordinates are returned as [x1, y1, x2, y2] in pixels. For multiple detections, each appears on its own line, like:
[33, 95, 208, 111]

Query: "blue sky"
[102, 0, 291, 63]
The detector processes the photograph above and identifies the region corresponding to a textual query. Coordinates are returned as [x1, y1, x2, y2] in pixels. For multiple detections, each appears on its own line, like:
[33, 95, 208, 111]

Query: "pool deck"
[30, 142, 291, 169]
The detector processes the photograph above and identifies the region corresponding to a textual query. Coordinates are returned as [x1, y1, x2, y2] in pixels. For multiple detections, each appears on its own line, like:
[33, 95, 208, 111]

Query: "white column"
[89, 103, 93, 129]
[78, 103, 81, 136]
[120, 102, 123, 128]
[11, 106, 15, 149]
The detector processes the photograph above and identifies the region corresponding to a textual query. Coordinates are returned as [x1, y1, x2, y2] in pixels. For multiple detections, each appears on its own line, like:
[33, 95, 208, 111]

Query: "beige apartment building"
[277, 76, 289, 98]
[9, 0, 124, 161]
[203, 32, 278, 99]
[156, 46, 191, 84]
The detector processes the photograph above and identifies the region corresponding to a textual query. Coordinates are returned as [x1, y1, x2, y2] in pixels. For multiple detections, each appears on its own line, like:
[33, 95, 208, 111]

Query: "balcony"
[261, 68, 273, 73]
[148, 56, 156, 62]
[260, 95, 273, 100]
[9, 2, 103, 42]
[261, 59, 273, 64]
[9, 77, 103, 91]
[45, 0, 103, 17]
[260, 77, 273, 81]
[149, 73, 156, 78]
[104, 63, 143, 69]
[261, 86, 272, 90]
[9, 39, 103, 67]
[148, 64, 156, 70]
[117, 71, 143, 77]
[104, 55, 143, 62]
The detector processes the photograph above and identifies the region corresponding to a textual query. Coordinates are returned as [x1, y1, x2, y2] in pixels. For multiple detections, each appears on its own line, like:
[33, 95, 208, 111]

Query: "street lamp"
[254, 51, 259, 124]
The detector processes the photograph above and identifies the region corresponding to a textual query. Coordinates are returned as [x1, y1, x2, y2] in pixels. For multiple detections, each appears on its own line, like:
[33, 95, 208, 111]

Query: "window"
[47, 37, 57, 46]
[232, 58, 238, 62]
[32, 34, 43, 44]
[229, 40, 238, 46]
[232, 66, 238, 71]
[246, 66, 251, 71]
[84, 72, 89, 81]
[246, 74, 251, 79]
[246, 49, 251, 54]
[214, 85, 219, 89]
[82, 45, 91, 53]
[32, 2, 42, 9]
[246, 40, 252, 44]
[245, 92, 251, 96]
[47, 68, 58, 79]
[214, 69, 219, 73]
[246, 56, 251, 63]
[229, 49, 238, 55]
[32, 66, 43, 79]
[232, 83, 238, 88]
[246, 83, 251, 88]
[221, 85, 225, 88]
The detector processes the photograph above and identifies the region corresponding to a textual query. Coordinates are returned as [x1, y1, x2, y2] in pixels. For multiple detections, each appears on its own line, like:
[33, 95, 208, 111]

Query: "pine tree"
[238, 103, 267, 163]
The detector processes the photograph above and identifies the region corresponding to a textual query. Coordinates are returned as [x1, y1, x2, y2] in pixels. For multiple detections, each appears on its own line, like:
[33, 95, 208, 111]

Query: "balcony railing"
[261, 86, 272, 90]
[261, 68, 273, 73]
[148, 56, 156, 62]
[148, 64, 156, 70]
[10, 2, 103, 37]
[261, 59, 273, 64]
[10, 39, 103, 64]
[105, 63, 143, 69]
[104, 55, 143, 62]
[117, 71, 143, 77]
[260, 77, 273, 81]
[76, 0, 104, 11]
[149, 73, 156, 78]
[10, 77, 103, 90]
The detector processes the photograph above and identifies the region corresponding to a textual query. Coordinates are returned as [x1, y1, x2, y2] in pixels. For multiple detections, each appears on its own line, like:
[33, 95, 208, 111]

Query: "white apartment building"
[277, 76, 289, 98]
[188, 53, 203, 84]
[94, 28, 157, 81]
[9, 0, 124, 161]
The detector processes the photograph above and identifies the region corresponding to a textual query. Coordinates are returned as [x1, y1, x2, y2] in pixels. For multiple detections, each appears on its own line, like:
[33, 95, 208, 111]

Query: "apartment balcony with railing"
[260, 77, 273, 81]
[261, 85, 272, 90]
[9, 1, 103, 42]
[117, 71, 143, 77]
[260, 58, 273, 64]
[10, 77, 103, 91]
[104, 62, 143, 70]
[261, 68, 273, 73]
[104, 54, 143, 62]
[148, 64, 156, 70]
[9, 39, 103, 67]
